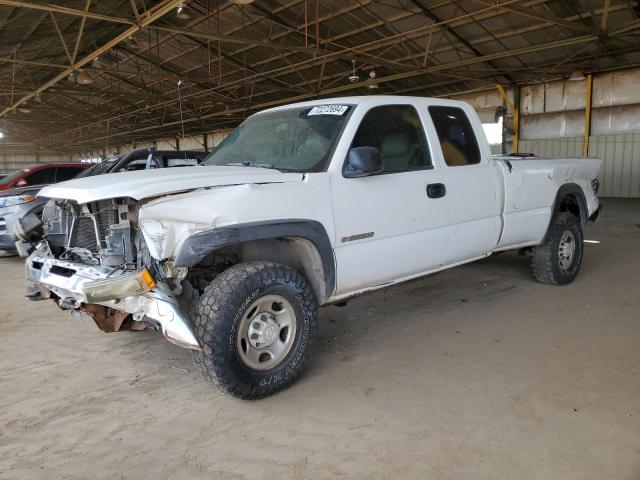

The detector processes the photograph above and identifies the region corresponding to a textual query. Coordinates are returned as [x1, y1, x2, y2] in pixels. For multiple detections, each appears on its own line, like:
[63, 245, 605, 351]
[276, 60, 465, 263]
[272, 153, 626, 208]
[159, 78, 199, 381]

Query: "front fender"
[173, 219, 336, 300]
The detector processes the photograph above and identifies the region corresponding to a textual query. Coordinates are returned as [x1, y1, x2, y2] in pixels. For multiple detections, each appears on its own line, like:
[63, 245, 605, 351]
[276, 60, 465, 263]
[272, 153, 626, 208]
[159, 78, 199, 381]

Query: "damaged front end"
[23, 197, 201, 350]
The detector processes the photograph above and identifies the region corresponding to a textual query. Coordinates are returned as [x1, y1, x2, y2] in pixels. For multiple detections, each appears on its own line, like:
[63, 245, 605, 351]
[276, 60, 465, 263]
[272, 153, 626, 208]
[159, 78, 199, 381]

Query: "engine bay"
[42, 198, 138, 268]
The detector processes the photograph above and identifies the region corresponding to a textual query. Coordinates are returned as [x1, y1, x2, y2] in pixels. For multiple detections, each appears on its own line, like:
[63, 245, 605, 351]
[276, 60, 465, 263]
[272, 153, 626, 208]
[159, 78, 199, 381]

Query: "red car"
[0, 163, 90, 191]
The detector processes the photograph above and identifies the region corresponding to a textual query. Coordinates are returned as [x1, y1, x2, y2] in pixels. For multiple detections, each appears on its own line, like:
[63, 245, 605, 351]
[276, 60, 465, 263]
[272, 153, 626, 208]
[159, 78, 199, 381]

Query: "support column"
[496, 84, 519, 154]
[583, 74, 593, 157]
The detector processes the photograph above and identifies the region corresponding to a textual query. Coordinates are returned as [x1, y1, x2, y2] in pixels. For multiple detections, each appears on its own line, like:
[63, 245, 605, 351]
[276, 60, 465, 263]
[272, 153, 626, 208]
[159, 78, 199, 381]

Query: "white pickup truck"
[21, 96, 601, 399]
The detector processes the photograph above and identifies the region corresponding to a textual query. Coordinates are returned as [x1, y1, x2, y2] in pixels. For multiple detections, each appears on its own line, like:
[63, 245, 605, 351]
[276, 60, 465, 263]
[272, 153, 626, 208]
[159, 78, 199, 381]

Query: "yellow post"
[583, 74, 593, 157]
[496, 84, 519, 154]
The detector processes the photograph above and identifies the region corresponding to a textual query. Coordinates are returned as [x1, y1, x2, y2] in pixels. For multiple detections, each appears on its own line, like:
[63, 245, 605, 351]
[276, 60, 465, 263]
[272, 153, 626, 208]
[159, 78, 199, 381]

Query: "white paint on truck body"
[40, 165, 304, 203]
[494, 156, 601, 250]
[38, 95, 601, 303]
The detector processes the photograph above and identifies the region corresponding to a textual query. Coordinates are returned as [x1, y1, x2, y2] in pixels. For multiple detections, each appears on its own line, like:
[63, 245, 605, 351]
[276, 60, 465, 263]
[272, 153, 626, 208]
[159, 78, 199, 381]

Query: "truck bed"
[493, 155, 601, 250]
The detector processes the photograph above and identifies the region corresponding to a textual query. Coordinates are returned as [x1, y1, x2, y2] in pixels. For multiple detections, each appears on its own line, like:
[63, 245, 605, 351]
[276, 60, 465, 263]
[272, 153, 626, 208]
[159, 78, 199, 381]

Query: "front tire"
[531, 212, 584, 285]
[192, 262, 318, 399]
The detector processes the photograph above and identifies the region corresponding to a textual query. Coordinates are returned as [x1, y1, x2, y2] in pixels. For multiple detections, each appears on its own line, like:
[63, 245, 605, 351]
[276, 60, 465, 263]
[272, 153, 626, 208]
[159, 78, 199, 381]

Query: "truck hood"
[39, 166, 303, 204]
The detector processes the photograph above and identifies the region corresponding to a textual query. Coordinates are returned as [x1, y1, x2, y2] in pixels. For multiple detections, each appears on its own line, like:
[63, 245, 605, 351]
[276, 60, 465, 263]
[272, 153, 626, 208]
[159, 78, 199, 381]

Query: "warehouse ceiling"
[0, 0, 639, 153]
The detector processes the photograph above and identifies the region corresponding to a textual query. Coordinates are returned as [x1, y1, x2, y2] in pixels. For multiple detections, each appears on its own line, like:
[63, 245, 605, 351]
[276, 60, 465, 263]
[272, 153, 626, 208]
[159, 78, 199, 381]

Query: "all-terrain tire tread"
[530, 212, 583, 285]
[192, 261, 318, 400]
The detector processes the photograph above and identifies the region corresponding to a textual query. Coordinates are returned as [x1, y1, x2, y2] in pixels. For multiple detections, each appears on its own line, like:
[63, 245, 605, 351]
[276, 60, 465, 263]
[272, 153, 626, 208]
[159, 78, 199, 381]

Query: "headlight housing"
[591, 178, 600, 194]
[139, 218, 206, 261]
[139, 219, 166, 259]
[82, 268, 156, 303]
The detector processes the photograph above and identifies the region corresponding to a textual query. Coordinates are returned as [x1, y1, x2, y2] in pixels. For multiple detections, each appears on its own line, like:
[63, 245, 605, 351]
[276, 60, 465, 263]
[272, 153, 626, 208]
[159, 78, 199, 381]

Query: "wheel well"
[552, 184, 588, 228]
[558, 194, 582, 220]
[194, 237, 330, 304]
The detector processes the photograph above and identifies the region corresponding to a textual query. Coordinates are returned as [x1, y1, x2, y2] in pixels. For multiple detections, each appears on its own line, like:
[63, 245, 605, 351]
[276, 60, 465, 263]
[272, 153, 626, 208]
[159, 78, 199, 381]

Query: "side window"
[26, 167, 56, 185]
[429, 106, 481, 167]
[351, 105, 431, 174]
[55, 167, 84, 182]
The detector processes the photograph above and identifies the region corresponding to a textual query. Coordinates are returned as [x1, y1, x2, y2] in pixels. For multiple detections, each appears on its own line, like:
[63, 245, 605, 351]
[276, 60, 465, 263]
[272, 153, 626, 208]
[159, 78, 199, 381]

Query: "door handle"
[426, 183, 446, 199]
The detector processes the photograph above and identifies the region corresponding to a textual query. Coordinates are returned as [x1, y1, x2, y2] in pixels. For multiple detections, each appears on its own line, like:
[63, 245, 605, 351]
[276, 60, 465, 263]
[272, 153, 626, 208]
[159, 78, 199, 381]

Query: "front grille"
[0, 217, 5, 232]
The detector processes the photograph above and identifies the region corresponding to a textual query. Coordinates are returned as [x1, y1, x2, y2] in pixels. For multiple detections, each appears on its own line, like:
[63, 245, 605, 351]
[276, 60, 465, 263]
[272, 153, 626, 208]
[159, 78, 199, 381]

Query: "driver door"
[330, 104, 451, 295]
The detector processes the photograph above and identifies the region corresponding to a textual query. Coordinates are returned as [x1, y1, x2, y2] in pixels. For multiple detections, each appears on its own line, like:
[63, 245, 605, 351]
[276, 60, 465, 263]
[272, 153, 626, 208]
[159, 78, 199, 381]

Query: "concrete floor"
[0, 199, 638, 480]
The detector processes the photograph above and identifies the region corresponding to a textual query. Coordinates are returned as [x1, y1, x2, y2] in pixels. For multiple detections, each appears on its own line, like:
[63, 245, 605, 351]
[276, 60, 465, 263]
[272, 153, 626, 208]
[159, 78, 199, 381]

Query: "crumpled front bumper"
[25, 246, 201, 350]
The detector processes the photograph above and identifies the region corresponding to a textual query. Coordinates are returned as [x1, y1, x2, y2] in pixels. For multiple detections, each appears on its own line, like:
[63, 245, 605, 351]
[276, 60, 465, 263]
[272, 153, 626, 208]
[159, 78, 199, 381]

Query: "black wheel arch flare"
[545, 183, 589, 239]
[173, 219, 336, 300]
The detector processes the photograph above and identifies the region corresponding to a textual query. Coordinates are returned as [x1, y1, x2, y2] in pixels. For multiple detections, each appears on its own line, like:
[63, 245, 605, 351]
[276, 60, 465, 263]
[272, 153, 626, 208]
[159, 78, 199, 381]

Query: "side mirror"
[343, 146, 383, 178]
[15, 179, 28, 187]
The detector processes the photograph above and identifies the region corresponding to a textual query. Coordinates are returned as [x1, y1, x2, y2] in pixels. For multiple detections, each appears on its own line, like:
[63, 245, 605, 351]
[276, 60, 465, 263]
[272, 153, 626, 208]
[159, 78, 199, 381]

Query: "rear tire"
[192, 261, 318, 400]
[531, 212, 583, 285]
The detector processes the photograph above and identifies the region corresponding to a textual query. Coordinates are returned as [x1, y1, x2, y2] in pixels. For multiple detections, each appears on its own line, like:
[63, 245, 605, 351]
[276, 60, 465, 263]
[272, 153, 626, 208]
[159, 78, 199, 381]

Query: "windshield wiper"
[224, 161, 277, 170]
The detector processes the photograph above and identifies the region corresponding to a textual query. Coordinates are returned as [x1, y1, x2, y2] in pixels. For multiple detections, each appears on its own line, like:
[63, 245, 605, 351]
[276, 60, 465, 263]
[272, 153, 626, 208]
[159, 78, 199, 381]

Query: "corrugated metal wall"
[519, 133, 640, 198]
[519, 134, 640, 197]
[519, 138, 583, 157]
[0, 152, 73, 172]
[590, 134, 640, 198]
[68, 130, 232, 162]
[1, 129, 233, 169]
[518, 68, 640, 198]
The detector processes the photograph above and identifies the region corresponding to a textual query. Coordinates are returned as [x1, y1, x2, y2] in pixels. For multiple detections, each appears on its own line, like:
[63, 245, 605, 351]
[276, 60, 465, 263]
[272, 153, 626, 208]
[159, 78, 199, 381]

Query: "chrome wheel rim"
[236, 294, 297, 371]
[558, 230, 576, 270]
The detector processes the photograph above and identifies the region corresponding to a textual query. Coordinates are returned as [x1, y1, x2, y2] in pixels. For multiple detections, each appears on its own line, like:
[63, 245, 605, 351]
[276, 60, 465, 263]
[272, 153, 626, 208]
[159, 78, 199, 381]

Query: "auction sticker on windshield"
[307, 105, 349, 116]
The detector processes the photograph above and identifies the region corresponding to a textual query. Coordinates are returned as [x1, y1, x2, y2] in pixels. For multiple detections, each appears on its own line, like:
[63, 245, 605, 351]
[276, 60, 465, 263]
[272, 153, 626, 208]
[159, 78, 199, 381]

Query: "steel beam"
[50, 33, 613, 147]
[0, 0, 133, 24]
[0, 0, 184, 118]
[470, 0, 597, 34]
[153, 26, 317, 53]
[36, 18, 640, 149]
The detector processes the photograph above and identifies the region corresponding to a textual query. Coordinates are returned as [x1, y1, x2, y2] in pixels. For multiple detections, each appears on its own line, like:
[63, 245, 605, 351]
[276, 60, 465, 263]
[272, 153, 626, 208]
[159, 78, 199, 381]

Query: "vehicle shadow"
[81, 251, 536, 388]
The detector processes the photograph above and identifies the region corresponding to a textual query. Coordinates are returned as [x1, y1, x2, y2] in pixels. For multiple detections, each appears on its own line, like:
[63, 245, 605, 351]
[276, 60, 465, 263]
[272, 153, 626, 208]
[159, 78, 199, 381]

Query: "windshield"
[75, 159, 118, 178]
[203, 104, 352, 172]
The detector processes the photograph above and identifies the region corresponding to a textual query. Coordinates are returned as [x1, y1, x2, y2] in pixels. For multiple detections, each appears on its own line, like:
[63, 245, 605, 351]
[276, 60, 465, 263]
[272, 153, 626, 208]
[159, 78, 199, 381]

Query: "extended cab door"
[330, 104, 451, 295]
[426, 104, 502, 263]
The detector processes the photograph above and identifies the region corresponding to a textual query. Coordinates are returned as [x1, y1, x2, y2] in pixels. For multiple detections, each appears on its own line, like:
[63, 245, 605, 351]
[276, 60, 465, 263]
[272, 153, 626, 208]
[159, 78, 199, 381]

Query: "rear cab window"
[429, 106, 481, 167]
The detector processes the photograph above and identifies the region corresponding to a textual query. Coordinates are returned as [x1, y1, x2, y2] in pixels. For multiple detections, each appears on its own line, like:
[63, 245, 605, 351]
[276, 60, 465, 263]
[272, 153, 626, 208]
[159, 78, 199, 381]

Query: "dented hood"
[39, 165, 303, 204]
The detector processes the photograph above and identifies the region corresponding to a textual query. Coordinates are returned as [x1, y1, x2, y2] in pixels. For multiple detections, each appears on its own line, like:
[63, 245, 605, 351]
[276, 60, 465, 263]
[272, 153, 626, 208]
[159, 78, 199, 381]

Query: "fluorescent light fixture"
[176, 2, 191, 19]
[76, 70, 94, 85]
[569, 69, 585, 81]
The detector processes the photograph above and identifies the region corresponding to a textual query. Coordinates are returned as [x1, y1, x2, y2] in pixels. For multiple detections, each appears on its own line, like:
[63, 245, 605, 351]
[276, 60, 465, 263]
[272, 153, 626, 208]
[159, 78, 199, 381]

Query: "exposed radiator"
[70, 217, 98, 252]
[94, 200, 116, 240]
[68, 201, 117, 253]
